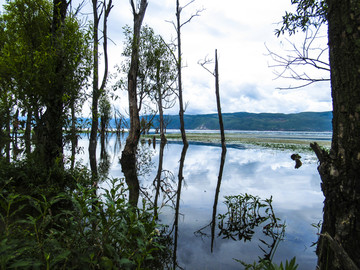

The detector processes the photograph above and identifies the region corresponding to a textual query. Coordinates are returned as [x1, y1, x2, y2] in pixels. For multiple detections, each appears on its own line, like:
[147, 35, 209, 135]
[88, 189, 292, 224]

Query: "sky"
[0, 0, 332, 116]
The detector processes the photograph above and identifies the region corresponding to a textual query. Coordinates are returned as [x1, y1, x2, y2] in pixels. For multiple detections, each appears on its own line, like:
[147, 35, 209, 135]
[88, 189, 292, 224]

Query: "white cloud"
[0, 0, 332, 115]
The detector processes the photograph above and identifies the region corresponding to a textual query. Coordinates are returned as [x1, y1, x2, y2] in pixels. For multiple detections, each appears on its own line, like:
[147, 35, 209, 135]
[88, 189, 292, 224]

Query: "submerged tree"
[279, 0, 360, 268]
[89, 0, 113, 180]
[120, 0, 148, 206]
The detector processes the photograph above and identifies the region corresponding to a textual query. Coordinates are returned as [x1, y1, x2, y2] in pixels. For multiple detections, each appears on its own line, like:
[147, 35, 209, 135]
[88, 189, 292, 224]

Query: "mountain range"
[148, 111, 333, 131]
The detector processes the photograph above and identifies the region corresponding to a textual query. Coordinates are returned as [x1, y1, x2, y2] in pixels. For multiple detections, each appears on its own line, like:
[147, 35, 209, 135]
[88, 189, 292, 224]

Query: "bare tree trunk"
[215, 49, 226, 150]
[176, 0, 188, 147]
[158, 95, 166, 142]
[120, 0, 148, 207]
[89, 0, 112, 179]
[210, 49, 227, 252]
[311, 1, 360, 269]
[155, 61, 167, 143]
[89, 0, 100, 178]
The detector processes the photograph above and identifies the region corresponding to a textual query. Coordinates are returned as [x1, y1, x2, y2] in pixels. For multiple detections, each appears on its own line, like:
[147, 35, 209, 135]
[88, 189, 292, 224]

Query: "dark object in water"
[291, 154, 302, 169]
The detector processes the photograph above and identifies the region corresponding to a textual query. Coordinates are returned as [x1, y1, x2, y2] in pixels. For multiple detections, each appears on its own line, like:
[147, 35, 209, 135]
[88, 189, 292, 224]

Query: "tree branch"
[310, 142, 328, 163]
[180, 7, 204, 28]
[266, 26, 330, 90]
[130, 0, 136, 14]
[198, 56, 215, 76]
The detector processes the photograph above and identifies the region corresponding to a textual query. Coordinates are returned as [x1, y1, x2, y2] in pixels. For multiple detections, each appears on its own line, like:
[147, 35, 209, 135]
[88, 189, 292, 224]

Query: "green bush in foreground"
[0, 160, 171, 269]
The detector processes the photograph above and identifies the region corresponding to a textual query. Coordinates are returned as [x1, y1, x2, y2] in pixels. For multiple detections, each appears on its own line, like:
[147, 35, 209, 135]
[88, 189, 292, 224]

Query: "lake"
[72, 131, 329, 269]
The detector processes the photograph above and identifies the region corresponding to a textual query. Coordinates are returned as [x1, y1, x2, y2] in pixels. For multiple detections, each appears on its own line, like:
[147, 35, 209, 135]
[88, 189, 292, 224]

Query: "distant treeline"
[101, 111, 332, 132]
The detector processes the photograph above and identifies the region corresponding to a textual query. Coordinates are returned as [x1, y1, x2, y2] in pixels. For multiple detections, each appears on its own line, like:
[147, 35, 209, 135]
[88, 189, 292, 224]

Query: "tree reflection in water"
[196, 193, 285, 264]
[153, 139, 177, 218]
[211, 146, 227, 252]
[173, 143, 188, 269]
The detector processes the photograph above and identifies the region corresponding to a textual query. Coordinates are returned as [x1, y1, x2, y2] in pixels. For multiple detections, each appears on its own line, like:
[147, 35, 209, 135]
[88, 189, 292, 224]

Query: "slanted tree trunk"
[311, 1, 360, 269]
[120, 0, 148, 207]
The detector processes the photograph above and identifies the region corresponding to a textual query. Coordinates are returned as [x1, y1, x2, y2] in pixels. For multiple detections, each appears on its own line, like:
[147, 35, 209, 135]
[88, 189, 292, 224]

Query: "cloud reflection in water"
[74, 135, 323, 269]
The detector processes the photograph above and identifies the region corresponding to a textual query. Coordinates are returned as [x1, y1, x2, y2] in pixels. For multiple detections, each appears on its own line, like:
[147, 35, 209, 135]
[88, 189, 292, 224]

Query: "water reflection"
[218, 194, 285, 262]
[71, 134, 323, 270]
[211, 147, 227, 252]
[173, 143, 189, 269]
[153, 139, 177, 218]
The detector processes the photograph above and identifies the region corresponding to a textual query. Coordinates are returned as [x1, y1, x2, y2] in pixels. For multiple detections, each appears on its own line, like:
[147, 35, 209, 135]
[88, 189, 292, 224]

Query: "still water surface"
[73, 131, 326, 269]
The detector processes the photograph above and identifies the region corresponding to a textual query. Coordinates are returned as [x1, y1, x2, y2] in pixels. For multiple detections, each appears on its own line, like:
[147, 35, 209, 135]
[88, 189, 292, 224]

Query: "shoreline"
[144, 132, 332, 152]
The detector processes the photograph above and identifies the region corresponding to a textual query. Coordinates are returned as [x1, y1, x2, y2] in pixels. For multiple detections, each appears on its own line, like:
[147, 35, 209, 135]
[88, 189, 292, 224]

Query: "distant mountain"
[150, 111, 332, 131]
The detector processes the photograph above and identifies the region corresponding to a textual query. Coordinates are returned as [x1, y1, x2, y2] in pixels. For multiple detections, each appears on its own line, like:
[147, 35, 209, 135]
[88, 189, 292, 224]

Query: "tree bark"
[312, 1, 360, 269]
[40, 0, 68, 168]
[215, 49, 226, 150]
[155, 61, 167, 143]
[176, 0, 188, 147]
[120, 0, 148, 207]
[89, 0, 112, 179]
[24, 105, 32, 155]
[89, 0, 100, 178]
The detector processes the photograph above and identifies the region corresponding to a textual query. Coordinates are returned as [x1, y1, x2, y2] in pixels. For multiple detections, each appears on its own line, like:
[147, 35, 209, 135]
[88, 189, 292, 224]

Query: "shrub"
[0, 162, 171, 269]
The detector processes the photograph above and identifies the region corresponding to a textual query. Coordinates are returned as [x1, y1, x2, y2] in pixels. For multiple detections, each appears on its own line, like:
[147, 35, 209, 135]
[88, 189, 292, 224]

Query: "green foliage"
[218, 194, 285, 251]
[0, 156, 91, 195]
[0, 160, 171, 269]
[117, 24, 177, 115]
[0, 0, 92, 163]
[237, 257, 298, 270]
[218, 193, 288, 266]
[276, 0, 328, 36]
[99, 93, 112, 133]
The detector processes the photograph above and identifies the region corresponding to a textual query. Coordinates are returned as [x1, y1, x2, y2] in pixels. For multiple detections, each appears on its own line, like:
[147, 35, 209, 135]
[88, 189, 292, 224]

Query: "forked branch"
[266, 26, 330, 90]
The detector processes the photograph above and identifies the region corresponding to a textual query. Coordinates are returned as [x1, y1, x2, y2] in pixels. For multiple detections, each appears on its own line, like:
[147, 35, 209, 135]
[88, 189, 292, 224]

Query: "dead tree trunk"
[311, 0, 360, 269]
[176, 0, 188, 147]
[215, 49, 226, 150]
